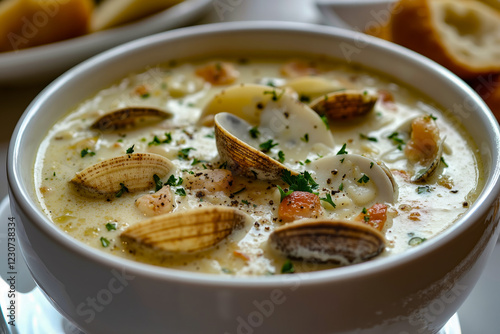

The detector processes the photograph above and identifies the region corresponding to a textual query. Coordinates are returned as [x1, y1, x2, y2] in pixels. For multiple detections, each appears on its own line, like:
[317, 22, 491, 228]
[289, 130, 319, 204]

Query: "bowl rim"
[8, 21, 500, 288]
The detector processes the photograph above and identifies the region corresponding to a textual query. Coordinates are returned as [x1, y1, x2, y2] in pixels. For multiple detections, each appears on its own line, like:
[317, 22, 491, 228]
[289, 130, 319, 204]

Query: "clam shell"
[411, 138, 445, 182]
[91, 107, 172, 131]
[309, 89, 378, 121]
[70, 153, 175, 197]
[215, 112, 294, 180]
[270, 218, 385, 264]
[121, 207, 248, 253]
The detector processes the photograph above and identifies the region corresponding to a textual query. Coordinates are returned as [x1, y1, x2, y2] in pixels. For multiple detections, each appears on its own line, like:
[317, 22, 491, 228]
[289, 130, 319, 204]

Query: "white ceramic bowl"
[8, 22, 500, 334]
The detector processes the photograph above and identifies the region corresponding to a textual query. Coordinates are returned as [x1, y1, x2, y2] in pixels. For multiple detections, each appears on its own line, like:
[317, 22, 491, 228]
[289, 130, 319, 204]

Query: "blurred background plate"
[0, 0, 212, 86]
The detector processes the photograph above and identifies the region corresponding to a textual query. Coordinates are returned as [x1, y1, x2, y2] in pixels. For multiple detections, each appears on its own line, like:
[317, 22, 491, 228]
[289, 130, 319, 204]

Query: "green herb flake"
[427, 114, 437, 121]
[387, 132, 405, 146]
[205, 132, 215, 139]
[336, 143, 348, 155]
[362, 207, 368, 214]
[370, 162, 374, 169]
[301, 133, 309, 143]
[364, 215, 370, 222]
[141, 93, 150, 99]
[219, 161, 228, 169]
[115, 183, 129, 198]
[105, 223, 117, 231]
[357, 174, 370, 184]
[440, 157, 449, 167]
[264, 89, 284, 101]
[320, 193, 336, 209]
[359, 133, 378, 142]
[249, 126, 260, 139]
[408, 237, 427, 246]
[281, 170, 319, 195]
[232, 187, 246, 196]
[153, 174, 163, 192]
[100, 237, 110, 247]
[165, 175, 183, 187]
[281, 260, 295, 274]
[175, 188, 187, 196]
[241, 200, 250, 205]
[417, 185, 431, 194]
[320, 114, 330, 130]
[259, 139, 279, 153]
[80, 148, 96, 158]
[278, 150, 285, 163]
[178, 147, 196, 160]
[299, 95, 311, 103]
[126, 145, 135, 154]
[339, 183, 344, 191]
[277, 185, 293, 202]
[148, 136, 161, 146]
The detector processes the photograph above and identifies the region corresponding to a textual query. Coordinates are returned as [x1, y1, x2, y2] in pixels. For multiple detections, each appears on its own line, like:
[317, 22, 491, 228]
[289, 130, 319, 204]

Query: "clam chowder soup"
[34, 58, 483, 276]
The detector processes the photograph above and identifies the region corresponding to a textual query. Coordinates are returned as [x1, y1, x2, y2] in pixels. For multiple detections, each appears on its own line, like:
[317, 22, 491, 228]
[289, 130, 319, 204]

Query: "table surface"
[1, 1, 499, 333]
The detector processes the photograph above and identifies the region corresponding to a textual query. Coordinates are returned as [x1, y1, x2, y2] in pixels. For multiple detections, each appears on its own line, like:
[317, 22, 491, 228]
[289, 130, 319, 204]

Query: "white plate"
[0, 0, 212, 86]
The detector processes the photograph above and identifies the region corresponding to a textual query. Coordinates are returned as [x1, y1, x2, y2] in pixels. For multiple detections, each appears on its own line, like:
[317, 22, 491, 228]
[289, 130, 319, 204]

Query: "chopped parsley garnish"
[264, 89, 284, 101]
[115, 183, 129, 198]
[301, 133, 309, 143]
[81, 148, 95, 158]
[191, 158, 207, 166]
[340, 158, 345, 163]
[281, 170, 319, 194]
[278, 150, 285, 163]
[205, 132, 215, 139]
[417, 185, 431, 194]
[281, 260, 295, 274]
[219, 161, 228, 169]
[148, 133, 172, 146]
[320, 114, 330, 130]
[320, 193, 336, 209]
[165, 175, 183, 187]
[126, 145, 135, 154]
[141, 93, 150, 99]
[339, 183, 344, 191]
[241, 200, 250, 205]
[387, 132, 405, 149]
[276, 185, 293, 202]
[359, 133, 378, 142]
[364, 215, 370, 222]
[153, 174, 163, 191]
[175, 188, 187, 196]
[370, 162, 374, 169]
[426, 114, 437, 121]
[178, 147, 196, 159]
[408, 236, 427, 246]
[362, 207, 368, 214]
[440, 157, 448, 167]
[249, 126, 260, 139]
[336, 143, 348, 155]
[232, 187, 246, 196]
[259, 139, 279, 153]
[357, 174, 370, 184]
[299, 95, 311, 103]
[100, 237, 110, 247]
[105, 222, 117, 231]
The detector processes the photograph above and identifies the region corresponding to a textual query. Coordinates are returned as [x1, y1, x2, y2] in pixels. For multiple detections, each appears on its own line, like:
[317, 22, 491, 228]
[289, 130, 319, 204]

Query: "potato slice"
[91, 0, 183, 31]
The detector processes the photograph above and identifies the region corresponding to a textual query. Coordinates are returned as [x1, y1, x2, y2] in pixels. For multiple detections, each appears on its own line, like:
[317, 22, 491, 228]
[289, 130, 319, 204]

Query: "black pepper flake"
[284, 112, 289, 118]
[463, 202, 469, 208]
[326, 178, 332, 185]
[256, 103, 264, 109]
[196, 191, 205, 198]
[450, 190, 458, 194]
[269, 200, 274, 205]
[331, 169, 338, 175]
[231, 200, 239, 206]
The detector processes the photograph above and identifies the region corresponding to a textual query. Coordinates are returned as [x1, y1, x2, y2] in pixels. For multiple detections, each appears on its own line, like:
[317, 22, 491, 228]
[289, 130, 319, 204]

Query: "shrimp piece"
[195, 62, 239, 85]
[281, 60, 319, 78]
[278, 191, 324, 223]
[135, 186, 174, 217]
[184, 169, 233, 194]
[404, 115, 440, 165]
[355, 203, 388, 231]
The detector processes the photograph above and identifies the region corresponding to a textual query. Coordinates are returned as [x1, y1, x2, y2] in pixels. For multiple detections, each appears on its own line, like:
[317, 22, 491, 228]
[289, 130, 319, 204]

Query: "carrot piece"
[278, 191, 323, 223]
[195, 62, 239, 85]
[356, 203, 388, 231]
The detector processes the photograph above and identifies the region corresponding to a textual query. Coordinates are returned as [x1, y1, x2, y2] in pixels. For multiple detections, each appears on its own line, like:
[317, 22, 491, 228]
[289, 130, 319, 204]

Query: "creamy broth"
[34, 57, 483, 276]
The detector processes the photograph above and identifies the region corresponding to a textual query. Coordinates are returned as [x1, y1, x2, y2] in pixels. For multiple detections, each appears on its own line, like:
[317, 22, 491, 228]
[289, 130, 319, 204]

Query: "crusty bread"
[468, 74, 500, 123]
[0, 0, 93, 52]
[390, 0, 500, 79]
[91, 0, 183, 32]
